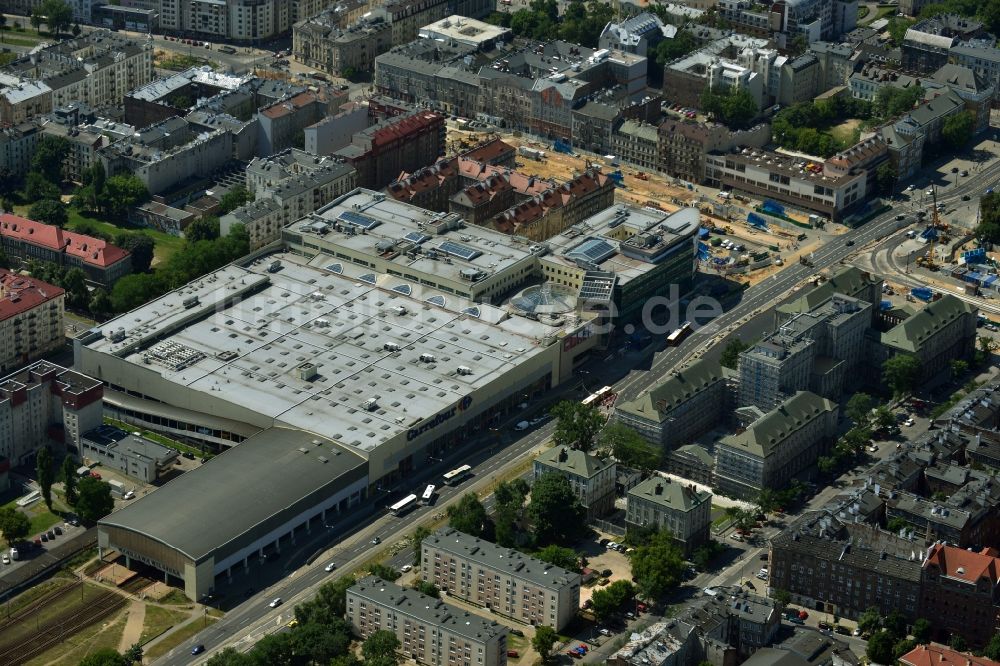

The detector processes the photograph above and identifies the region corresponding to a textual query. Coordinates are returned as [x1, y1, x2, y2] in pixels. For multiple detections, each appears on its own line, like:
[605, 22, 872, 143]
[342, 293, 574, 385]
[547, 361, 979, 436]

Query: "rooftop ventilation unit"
[298, 362, 318, 381]
[384, 342, 400, 352]
[419, 353, 436, 363]
[456, 366, 472, 375]
[362, 398, 378, 411]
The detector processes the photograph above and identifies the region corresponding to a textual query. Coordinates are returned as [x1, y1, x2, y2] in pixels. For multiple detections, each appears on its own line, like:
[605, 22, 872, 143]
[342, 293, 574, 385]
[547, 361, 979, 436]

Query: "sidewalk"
[118, 600, 146, 652]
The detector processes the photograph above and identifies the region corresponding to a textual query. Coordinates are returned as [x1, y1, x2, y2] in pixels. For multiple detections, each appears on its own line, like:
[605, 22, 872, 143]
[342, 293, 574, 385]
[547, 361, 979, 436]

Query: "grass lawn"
[157, 53, 216, 71]
[139, 605, 189, 645]
[0, 583, 111, 649]
[875, 5, 897, 20]
[158, 589, 194, 606]
[828, 119, 863, 147]
[28, 507, 63, 535]
[0, 30, 47, 47]
[26, 611, 128, 666]
[103, 417, 211, 459]
[145, 615, 217, 661]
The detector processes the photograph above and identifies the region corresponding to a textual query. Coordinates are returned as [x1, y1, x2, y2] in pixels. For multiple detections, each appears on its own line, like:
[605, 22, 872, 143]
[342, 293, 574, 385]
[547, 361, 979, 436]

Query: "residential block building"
[533, 446, 616, 519]
[920, 543, 1000, 647]
[0, 361, 103, 467]
[714, 391, 838, 499]
[0, 214, 133, 288]
[421, 528, 581, 631]
[901, 645, 1000, 666]
[615, 358, 727, 450]
[626, 476, 712, 555]
[0, 123, 41, 180]
[769, 511, 923, 620]
[347, 576, 509, 666]
[876, 294, 978, 383]
[334, 110, 446, 190]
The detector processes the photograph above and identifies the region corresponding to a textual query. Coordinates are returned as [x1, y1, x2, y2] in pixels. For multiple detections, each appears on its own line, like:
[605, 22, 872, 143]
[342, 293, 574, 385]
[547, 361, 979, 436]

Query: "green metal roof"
[776, 266, 877, 316]
[615, 358, 724, 422]
[880, 294, 975, 353]
[535, 446, 614, 478]
[718, 391, 837, 458]
[627, 475, 711, 511]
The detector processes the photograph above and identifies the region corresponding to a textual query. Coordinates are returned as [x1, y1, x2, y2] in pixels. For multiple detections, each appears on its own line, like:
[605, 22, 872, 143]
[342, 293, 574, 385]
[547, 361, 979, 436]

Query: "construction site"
[447, 123, 833, 287]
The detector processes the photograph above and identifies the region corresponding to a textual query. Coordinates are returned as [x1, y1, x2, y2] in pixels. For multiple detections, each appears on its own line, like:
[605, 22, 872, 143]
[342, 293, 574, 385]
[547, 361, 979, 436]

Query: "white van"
[10, 547, 18, 561]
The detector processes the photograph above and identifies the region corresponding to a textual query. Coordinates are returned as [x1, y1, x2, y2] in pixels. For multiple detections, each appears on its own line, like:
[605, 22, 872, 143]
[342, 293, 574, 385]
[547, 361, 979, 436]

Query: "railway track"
[0, 579, 84, 633]
[0, 587, 127, 665]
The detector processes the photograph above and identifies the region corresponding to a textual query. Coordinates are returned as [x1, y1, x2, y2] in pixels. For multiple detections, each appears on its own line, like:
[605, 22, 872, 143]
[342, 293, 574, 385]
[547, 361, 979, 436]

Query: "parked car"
[53, 526, 62, 535]
[401, 564, 413, 573]
[601, 569, 612, 577]
[598, 628, 612, 636]
[510, 629, 525, 637]
[123, 491, 135, 500]
[46, 530, 55, 540]
[41, 533, 48, 542]
[507, 651, 519, 658]
[567, 651, 582, 659]
[182, 452, 196, 460]
[2, 554, 8, 565]
[788, 616, 805, 625]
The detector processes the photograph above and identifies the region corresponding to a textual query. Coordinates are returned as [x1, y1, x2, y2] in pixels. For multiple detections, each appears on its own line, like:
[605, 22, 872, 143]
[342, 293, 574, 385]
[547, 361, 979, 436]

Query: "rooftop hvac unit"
[298, 362, 318, 381]
[392, 305, 407, 316]
[419, 353, 436, 363]
[362, 398, 378, 411]
[183, 296, 200, 309]
[384, 342, 401, 352]
[456, 366, 472, 375]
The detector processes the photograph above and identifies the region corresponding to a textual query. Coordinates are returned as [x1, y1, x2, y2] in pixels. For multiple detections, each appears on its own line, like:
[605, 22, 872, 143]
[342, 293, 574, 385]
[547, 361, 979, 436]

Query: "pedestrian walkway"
[118, 600, 147, 652]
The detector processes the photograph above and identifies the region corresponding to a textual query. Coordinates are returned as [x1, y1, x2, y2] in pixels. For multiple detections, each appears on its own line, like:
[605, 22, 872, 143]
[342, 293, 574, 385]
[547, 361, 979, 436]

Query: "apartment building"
[876, 294, 978, 383]
[657, 119, 770, 184]
[0, 82, 53, 127]
[0, 123, 41, 180]
[714, 391, 838, 499]
[0, 271, 66, 376]
[738, 331, 816, 412]
[769, 511, 923, 620]
[533, 447, 616, 519]
[293, 14, 394, 78]
[334, 110, 446, 190]
[901, 646, 1000, 666]
[902, 15, 983, 74]
[1, 30, 154, 113]
[0, 214, 132, 288]
[421, 528, 581, 631]
[775, 266, 882, 326]
[951, 39, 1000, 98]
[626, 477, 711, 555]
[0, 361, 103, 467]
[257, 90, 331, 157]
[490, 170, 615, 241]
[615, 358, 727, 449]
[221, 149, 358, 248]
[347, 576, 508, 666]
[612, 121, 659, 172]
[921, 544, 1000, 647]
[599, 12, 675, 59]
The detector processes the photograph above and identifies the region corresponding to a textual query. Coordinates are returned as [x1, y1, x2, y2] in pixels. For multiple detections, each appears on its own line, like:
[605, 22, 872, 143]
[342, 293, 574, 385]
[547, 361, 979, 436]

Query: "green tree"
[887, 517, 909, 533]
[29, 199, 68, 227]
[719, 337, 750, 369]
[368, 562, 401, 581]
[123, 643, 143, 665]
[412, 580, 440, 597]
[76, 475, 116, 522]
[867, 630, 896, 664]
[80, 161, 107, 214]
[362, 629, 401, 666]
[894, 639, 918, 660]
[629, 529, 686, 600]
[772, 588, 791, 607]
[883, 354, 922, 397]
[533, 625, 558, 663]
[89, 288, 113, 320]
[877, 162, 897, 194]
[114, 231, 155, 272]
[37, 446, 54, 511]
[288, 619, 352, 664]
[818, 455, 838, 475]
[24, 171, 60, 202]
[755, 488, 780, 516]
[104, 175, 150, 220]
[78, 649, 130, 666]
[294, 575, 356, 625]
[599, 422, 659, 471]
[701, 86, 759, 130]
[535, 544, 580, 572]
[62, 267, 89, 310]
[186, 216, 220, 242]
[0, 506, 30, 546]
[71, 22, 80, 37]
[950, 358, 970, 380]
[447, 493, 494, 540]
[846, 392, 874, 428]
[251, 632, 294, 665]
[527, 472, 585, 545]
[493, 478, 529, 548]
[912, 618, 932, 644]
[494, 478, 529, 510]
[412, 524, 431, 566]
[942, 110, 975, 148]
[61, 455, 78, 506]
[887, 17, 915, 46]
[111, 272, 166, 312]
[874, 405, 896, 433]
[33, 0, 73, 35]
[551, 400, 605, 451]
[874, 85, 924, 120]
[950, 633, 968, 652]
[30, 135, 70, 184]
[206, 648, 255, 666]
[219, 185, 252, 214]
[591, 580, 636, 621]
[884, 609, 907, 640]
[984, 631, 1000, 660]
[652, 30, 698, 66]
[858, 607, 882, 635]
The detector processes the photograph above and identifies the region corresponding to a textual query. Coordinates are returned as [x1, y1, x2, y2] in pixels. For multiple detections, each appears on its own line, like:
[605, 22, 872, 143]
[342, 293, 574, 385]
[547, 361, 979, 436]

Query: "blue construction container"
[748, 213, 769, 228]
[553, 139, 575, 155]
[762, 200, 785, 216]
[911, 287, 934, 302]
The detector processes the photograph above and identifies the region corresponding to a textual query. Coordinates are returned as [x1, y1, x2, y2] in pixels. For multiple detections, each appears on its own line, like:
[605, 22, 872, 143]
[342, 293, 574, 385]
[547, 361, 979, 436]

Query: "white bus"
[390, 494, 419, 516]
[666, 321, 693, 347]
[442, 464, 472, 486]
[421, 484, 436, 504]
[582, 386, 612, 407]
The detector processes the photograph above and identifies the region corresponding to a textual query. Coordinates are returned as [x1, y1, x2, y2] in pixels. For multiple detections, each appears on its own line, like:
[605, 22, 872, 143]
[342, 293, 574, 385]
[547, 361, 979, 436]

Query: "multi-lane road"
[156, 154, 1000, 664]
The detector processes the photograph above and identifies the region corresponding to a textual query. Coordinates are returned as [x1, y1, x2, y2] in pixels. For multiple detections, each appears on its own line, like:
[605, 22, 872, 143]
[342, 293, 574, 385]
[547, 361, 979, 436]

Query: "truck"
[77, 465, 91, 478]
[517, 146, 545, 161]
[108, 479, 126, 498]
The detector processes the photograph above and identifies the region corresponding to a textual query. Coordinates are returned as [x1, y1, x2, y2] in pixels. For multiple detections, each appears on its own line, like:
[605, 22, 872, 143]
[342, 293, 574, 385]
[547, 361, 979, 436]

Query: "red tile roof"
[900, 644, 1000, 666]
[370, 111, 443, 148]
[0, 214, 130, 269]
[0, 269, 64, 321]
[923, 543, 1000, 584]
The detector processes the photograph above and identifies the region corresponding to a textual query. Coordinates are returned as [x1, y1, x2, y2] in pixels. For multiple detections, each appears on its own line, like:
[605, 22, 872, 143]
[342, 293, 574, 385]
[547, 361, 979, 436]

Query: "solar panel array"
[439, 240, 482, 261]
[404, 231, 430, 245]
[579, 273, 615, 302]
[339, 210, 381, 230]
[567, 239, 617, 265]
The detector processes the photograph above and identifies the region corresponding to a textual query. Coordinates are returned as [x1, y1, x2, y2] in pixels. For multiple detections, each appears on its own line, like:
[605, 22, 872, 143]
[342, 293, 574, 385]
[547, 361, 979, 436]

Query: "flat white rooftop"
[84, 250, 575, 457]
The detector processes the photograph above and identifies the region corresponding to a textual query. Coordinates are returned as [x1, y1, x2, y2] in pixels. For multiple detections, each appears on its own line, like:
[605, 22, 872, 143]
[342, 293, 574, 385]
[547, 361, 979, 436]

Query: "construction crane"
[925, 187, 941, 271]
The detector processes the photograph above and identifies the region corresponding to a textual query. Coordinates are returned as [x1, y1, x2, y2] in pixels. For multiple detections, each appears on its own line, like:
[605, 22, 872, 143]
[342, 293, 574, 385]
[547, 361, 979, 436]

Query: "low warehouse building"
[98, 427, 367, 600]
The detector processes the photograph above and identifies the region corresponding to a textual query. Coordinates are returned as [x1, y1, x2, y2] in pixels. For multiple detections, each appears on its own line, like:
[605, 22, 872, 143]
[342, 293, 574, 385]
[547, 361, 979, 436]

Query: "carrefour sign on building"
[406, 396, 474, 441]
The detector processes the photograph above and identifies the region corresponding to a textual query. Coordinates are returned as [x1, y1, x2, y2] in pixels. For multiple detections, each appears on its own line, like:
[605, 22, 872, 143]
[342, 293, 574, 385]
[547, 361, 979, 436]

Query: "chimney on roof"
[655, 483, 663, 495]
[558, 447, 568, 463]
